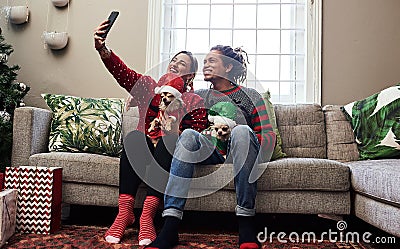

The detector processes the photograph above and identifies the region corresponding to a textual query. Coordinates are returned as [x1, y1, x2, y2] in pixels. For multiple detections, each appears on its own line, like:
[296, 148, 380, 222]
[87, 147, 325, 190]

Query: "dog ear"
[169, 116, 177, 122]
[208, 116, 215, 124]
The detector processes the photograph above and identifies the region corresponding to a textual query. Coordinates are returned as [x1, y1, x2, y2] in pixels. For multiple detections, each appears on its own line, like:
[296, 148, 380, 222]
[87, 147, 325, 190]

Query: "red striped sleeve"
[251, 98, 276, 158]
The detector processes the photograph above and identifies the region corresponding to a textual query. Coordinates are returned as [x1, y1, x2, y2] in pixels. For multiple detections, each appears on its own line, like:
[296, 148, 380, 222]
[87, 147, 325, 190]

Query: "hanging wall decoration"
[51, 0, 69, 8]
[43, 31, 68, 50]
[3, 0, 29, 25]
[43, 0, 70, 50]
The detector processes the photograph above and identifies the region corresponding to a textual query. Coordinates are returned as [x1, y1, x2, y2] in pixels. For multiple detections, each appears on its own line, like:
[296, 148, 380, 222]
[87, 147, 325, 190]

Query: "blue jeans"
[163, 125, 262, 220]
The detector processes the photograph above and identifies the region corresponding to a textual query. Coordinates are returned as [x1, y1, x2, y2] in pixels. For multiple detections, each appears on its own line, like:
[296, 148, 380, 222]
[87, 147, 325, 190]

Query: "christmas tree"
[0, 29, 30, 172]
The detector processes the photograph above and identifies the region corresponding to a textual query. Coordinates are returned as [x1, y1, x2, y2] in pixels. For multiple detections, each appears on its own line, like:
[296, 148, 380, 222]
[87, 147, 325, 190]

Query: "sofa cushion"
[29, 152, 120, 187]
[122, 106, 139, 138]
[346, 159, 400, 206]
[42, 93, 124, 157]
[323, 105, 359, 162]
[274, 104, 326, 158]
[192, 158, 350, 192]
[261, 158, 350, 191]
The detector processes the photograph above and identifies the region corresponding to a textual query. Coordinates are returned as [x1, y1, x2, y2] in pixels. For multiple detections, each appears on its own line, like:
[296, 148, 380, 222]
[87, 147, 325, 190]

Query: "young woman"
[147, 45, 276, 249]
[94, 19, 207, 245]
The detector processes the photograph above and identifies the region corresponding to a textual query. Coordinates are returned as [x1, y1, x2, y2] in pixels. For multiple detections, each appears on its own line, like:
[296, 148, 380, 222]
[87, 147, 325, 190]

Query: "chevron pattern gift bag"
[4, 166, 62, 234]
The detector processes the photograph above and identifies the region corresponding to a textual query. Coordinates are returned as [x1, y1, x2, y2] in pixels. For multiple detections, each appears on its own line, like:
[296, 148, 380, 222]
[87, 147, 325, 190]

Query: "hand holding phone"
[100, 11, 119, 39]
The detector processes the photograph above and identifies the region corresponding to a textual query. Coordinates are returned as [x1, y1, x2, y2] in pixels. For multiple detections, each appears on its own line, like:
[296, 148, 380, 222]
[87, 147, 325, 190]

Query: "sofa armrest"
[11, 107, 52, 167]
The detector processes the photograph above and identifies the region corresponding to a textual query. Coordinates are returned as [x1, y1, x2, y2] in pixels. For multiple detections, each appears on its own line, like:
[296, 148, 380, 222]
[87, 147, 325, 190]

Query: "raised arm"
[94, 20, 157, 104]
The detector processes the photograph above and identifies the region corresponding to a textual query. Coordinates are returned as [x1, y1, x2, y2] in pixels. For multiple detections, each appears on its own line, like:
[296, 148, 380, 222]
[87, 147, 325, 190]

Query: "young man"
[147, 45, 276, 249]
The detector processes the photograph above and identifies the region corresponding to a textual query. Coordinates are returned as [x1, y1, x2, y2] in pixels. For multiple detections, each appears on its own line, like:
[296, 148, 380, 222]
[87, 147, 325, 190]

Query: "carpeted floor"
[4, 206, 398, 249]
[4, 225, 372, 249]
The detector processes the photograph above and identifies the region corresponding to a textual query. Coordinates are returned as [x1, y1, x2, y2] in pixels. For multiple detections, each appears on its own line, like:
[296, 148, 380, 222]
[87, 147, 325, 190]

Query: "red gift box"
[4, 166, 62, 234]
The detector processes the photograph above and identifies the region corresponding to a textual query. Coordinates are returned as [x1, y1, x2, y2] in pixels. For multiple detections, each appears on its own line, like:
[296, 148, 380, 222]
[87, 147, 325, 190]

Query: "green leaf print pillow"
[341, 83, 400, 160]
[42, 94, 124, 157]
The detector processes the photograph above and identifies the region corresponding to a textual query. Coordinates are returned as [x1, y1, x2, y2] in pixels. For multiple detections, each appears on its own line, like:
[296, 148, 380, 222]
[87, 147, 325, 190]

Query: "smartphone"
[101, 11, 119, 38]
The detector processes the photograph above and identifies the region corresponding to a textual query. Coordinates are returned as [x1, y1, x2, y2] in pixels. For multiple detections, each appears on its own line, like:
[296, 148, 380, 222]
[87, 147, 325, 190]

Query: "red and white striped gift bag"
[4, 166, 62, 234]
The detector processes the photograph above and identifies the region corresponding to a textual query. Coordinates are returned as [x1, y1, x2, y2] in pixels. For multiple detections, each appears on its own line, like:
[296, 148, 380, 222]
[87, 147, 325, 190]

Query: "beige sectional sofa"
[10, 104, 399, 237]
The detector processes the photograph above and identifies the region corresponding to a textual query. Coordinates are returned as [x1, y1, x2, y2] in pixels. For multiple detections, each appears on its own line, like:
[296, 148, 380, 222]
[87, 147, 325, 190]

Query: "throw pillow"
[42, 93, 124, 157]
[341, 83, 400, 159]
[263, 91, 287, 160]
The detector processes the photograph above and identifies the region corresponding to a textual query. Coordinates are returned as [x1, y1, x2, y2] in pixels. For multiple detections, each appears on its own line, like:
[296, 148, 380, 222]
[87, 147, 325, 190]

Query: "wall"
[0, 0, 147, 109]
[1, 0, 400, 108]
[322, 0, 400, 105]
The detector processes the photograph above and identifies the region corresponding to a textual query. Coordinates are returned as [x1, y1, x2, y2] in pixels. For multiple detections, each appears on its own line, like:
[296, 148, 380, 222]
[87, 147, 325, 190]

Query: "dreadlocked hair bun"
[210, 45, 249, 85]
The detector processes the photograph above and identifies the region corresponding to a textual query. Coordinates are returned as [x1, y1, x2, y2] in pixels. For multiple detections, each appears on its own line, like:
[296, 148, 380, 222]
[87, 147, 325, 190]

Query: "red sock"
[138, 196, 161, 245]
[240, 242, 260, 249]
[105, 194, 135, 243]
[238, 216, 260, 249]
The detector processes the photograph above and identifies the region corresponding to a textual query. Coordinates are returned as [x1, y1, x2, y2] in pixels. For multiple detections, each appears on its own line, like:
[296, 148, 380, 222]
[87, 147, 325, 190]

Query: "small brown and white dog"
[211, 124, 231, 141]
[208, 115, 237, 142]
[148, 92, 183, 133]
[147, 73, 186, 143]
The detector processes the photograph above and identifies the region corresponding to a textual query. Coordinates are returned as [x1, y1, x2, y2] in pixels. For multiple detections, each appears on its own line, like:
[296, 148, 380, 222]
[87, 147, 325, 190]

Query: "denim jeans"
[163, 125, 261, 220]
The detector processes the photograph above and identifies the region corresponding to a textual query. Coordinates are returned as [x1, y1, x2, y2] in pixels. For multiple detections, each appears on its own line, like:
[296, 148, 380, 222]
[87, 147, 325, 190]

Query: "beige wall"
[322, 0, 400, 105]
[1, 0, 148, 109]
[1, 0, 400, 108]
